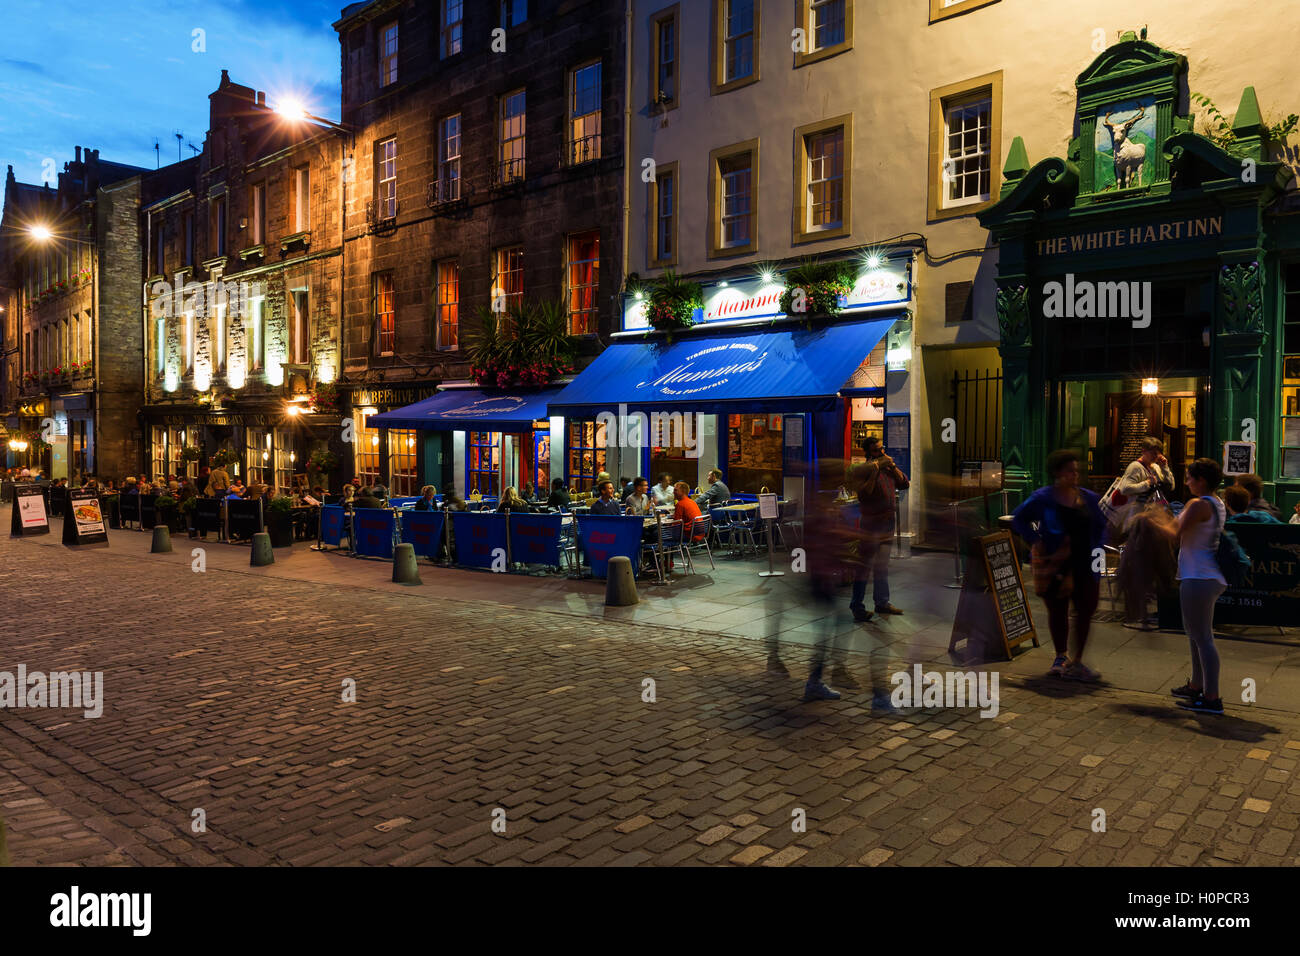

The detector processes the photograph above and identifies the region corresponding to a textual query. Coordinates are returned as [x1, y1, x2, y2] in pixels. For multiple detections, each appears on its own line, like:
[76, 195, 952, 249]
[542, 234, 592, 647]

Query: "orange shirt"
[673, 496, 703, 540]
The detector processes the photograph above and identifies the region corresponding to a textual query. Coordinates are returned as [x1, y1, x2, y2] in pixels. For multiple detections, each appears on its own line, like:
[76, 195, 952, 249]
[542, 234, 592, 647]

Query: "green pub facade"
[980, 33, 1300, 516]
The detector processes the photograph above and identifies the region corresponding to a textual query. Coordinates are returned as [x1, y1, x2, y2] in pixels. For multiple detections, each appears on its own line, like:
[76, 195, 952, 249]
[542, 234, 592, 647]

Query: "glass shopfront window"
[245, 427, 271, 487]
[468, 431, 500, 495]
[1282, 265, 1300, 478]
[388, 429, 418, 496]
[566, 419, 607, 492]
[355, 413, 381, 489]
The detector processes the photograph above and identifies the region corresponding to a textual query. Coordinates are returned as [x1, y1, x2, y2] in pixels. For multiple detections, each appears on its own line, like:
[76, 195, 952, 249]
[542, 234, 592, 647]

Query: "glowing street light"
[28, 225, 53, 242]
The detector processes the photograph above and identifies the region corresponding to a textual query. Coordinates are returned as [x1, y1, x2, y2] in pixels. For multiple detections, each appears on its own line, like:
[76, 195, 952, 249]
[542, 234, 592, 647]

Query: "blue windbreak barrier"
[352, 508, 395, 558]
[546, 318, 897, 416]
[451, 511, 509, 568]
[319, 504, 346, 546]
[400, 509, 445, 558]
[577, 515, 645, 579]
[509, 512, 563, 566]
[369, 387, 564, 431]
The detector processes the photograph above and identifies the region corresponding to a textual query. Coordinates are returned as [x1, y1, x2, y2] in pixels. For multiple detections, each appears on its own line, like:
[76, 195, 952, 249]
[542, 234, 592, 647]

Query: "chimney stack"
[256, 91, 266, 107]
[75, 146, 82, 163]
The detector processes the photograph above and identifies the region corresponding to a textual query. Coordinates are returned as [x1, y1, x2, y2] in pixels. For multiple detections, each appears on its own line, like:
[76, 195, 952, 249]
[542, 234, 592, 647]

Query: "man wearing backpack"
[1171, 458, 1237, 715]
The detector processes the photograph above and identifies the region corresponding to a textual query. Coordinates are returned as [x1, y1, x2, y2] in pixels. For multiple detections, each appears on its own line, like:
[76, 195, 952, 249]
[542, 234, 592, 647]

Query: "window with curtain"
[568, 61, 601, 165]
[566, 231, 599, 335]
[436, 259, 459, 350]
[374, 272, 395, 355]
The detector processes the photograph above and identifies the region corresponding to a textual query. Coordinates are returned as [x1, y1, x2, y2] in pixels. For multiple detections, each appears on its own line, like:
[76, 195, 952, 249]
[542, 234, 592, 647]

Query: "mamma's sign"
[1035, 215, 1222, 257]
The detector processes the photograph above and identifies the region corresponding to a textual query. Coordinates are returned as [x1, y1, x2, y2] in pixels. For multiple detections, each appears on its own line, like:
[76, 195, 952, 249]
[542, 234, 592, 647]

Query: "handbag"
[1206, 496, 1252, 587]
[1031, 538, 1073, 598]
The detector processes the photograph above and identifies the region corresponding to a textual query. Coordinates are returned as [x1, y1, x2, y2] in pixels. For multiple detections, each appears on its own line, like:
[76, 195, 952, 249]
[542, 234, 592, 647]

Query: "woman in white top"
[1172, 458, 1227, 715]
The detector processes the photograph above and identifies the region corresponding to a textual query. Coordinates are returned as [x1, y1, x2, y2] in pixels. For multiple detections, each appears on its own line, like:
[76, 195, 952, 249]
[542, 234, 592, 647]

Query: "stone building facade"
[332, 0, 625, 495]
[140, 71, 346, 492]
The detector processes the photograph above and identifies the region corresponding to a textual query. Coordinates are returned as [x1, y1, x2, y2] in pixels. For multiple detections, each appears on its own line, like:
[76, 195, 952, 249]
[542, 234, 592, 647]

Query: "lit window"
[374, 272, 395, 356]
[436, 259, 459, 350]
[568, 62, 602, 165]
[499, 90, 526, 183]
[388, 430, 418, 496]
[379, 21, 398, 87]
[566, 232, 600, 335]
[293, 166, 311, 233]
[492, 247, 524, 315]
[377, 138, 397, 219]
[807, 127, 844, 229]
[468, 432, 500, 496]
[567, 420, 608, 493]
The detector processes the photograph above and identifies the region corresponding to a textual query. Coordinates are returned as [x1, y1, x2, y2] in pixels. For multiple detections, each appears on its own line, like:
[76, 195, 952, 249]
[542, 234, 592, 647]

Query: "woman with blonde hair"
[496, 486, 532, 513]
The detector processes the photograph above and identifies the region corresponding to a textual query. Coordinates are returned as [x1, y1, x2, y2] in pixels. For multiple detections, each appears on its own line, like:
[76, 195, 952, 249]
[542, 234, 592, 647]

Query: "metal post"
[944, 500, 965, 589]
[758, 516, 784, 577]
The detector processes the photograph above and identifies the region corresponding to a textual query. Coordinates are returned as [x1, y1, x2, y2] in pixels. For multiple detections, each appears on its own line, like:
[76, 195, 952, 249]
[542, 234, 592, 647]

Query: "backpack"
[1205, 496, 1251, 587]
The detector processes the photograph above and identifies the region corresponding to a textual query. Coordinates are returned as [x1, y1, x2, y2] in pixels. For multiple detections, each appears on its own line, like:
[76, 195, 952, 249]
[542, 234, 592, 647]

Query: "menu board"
[1223, 441, 1255, 476]
[10, 484, 50, 537]
[62, 489, 108, 546]
[1117, 411, 1151, 470]
[758, 493, 779, 520]
[948, 532, 1038, 661]
[981, 532, 1036, 652]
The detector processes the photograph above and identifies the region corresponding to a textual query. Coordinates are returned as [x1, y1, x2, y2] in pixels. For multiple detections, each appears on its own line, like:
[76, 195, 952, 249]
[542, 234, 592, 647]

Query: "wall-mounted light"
[371, 435, 379, 447]
[290, 451, 296, 463]
[285, 405, 301, 416]
[634, 291, 643, 301]
[406, 436, 415, 449]
[262, 450, 269, 461]
[1141, 378, 1159, 395]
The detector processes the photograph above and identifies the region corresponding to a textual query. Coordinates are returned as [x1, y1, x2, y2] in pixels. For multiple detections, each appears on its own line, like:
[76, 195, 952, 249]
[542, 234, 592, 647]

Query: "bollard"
[392, 542, 422, 585]
[150, 525, 172, 554]
[250, 532, 275, 566]
[604, 555, 639, 606]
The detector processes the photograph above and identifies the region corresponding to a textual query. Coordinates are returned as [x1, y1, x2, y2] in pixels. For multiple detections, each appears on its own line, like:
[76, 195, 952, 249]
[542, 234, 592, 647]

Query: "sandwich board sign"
[63, 489, 109, 547]
[11, 484, 49, 537]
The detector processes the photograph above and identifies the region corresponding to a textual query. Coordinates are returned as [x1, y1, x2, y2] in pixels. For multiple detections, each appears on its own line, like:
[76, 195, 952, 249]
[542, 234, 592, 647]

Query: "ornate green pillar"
[1215, 259, 1266, 471]
[996, 281, 1040, 494]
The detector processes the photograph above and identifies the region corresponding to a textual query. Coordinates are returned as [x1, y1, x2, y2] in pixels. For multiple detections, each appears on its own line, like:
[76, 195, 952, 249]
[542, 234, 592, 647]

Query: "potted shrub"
[778, 258, 857, 325]
[265, 495, 296, 548]
[210, 449, 239, 469]
[178, 495, 198, 537]
[155, 493, 184, 534]
[630, 272, 703, 338]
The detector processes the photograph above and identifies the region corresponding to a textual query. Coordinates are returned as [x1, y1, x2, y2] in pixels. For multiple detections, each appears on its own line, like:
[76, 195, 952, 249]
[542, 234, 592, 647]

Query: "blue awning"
[547, 318, 897, 416]
[368, 387, 563, 431]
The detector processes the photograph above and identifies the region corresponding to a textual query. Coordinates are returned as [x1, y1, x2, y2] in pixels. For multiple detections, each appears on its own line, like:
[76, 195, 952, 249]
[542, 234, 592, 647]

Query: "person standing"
[1116, 437, 1176, 628]
[849, 436, 909, 621]
[205, 460, 231, 498]
[1011, 449, 1107, 681]
[1171, 459, 1228, 715]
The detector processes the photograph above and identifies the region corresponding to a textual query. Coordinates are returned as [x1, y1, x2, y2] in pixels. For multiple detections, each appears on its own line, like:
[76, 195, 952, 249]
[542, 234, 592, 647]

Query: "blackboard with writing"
[949, 531, 1038, 661]
[981, 532, 1036, 651]
[1117, 411, 1151, 471]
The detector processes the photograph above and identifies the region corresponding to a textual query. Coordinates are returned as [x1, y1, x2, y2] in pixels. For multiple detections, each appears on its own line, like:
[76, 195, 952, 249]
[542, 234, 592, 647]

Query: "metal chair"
[643, 518, 692, 580]
[687, 513, 716, 570]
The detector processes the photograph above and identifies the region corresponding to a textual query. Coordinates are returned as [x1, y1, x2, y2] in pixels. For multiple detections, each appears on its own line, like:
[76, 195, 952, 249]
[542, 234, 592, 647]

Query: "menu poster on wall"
[62, 489, 108, 547]
[784, 416, 803, 448]
[1223, 441, 1256, 476]
[11, 484, 50, 537]
[1282, 418, 1300, 448]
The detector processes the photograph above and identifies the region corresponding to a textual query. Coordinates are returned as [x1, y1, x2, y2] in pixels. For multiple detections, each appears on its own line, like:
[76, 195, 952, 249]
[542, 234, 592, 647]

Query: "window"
[1280, 265, 1300, 477]
[355, 414, 381, 489]
[183, 211, 194, 266]
[245, 427, 271, 488]
[438, 114, 461, 201]
[374, 272, 395, 356]
[712, 0, 757, 94]
[795, 0, 852, 66]
[213, 196, 226, 256]
[929, 0, 1001, 24]
[379, 20, 398, 87]
[441, 0, 463, 58]
[650, 162, 678, 266]
[794, 116, 851, 242]
[214, 300, 226, 372]
[290, 288, 310, 365]
[709, 141, 758, 257]
[652, 7, 678, 107]
[567, 420, 607, 492]
[501, 0, 527, 27]
[468, 432, 500, 495]
[499, 89, 526, 183]
[153, 217, 165, 276]
[292, 166, 310, 233]
[928, 72, 1001, 221]
[565, 232, 600, 335]
[155, 318, 165, 373]
[376, 138, 397, 219]
[251, 182, 266, 245]
[568, 62, 602, 165]
[184, 310, 194, 371]
[436, 259, 459, 350]
[492, 247, 524, 315]
[249, 296, 265, 370]
[388, 429, 418, 496]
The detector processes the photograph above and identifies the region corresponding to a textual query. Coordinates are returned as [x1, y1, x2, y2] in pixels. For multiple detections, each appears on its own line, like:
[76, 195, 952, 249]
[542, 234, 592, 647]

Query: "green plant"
[154, 493, 177, 510]
[267, 495, 295, 514]
[778, 258, 856, 320]
[638, 271, 702, 333]
[468, 299, 577, 387]
[1191, 92, 1299, 156]
[180, 446, 201, 462]
[178, 496, 196, 514]
[210, 449, 239, 468]
[308, 449, 338, 473]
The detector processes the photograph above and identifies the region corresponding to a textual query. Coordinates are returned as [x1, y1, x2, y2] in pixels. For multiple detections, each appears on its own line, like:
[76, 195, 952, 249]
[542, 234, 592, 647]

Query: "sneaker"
[831, 667, 860, 690]
[874, 603, 904, 615]
[870, 693, 897, 713]
[802, 681, 841, 702]
[766, 657, 789, 677]
[1062, 661, 1102, 682]
[851, 607, 874, 623]
[1048, 654, 1068, 677]
[1170, 681, 1199, 700]
[1176, 694, 1224, 715]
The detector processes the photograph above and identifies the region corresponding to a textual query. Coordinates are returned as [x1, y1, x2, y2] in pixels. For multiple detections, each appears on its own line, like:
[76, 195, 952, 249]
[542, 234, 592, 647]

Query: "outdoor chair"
[687, 514, 716, 570]
[643, 518, 692, 580]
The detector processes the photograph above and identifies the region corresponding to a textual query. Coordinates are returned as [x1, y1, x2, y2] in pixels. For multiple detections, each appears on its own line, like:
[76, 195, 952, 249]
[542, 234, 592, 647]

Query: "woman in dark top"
[546, 477, 570, 510]
[1012, 449, 1108, 682]
[414, 485, 438, 511]
[496, 487, 532, 513]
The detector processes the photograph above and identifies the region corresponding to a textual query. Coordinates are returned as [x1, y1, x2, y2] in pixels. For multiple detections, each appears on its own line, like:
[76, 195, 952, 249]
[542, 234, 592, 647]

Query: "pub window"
[292, 166, 311, 233]
[499, 89, 526, 183]
[651, 7, 678, 108]
[151, 428, 168, 481]
[1281, 264, 1300, 478]
[374, 272, 395, 356]
[492, 246, 524, 316]
[245, 428, 271, 487]
[794, 116, 851, 242]
[566, 231, 600, 335]
[355, 414, 381, 489]
[795, 0, 851, 67]
[436, 259, 459, 350]
[928, 72, 1001, 221]
[468, 431, 500, 496]
[388, 429, 418, 496]
[712, 0, 758, 94]
[650, 161, 678, 267]
[274, 429, 292, 492]
[379, 20, 398, 88]
[567, 61, 602, 165]
[708, 140, 758, 257]
[566, 419, 607, 492]
[441, 0, 463, 58]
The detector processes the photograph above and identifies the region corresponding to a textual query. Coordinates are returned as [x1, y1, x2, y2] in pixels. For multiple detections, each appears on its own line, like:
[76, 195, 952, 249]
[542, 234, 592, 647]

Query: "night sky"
[0, 0, 343, 184]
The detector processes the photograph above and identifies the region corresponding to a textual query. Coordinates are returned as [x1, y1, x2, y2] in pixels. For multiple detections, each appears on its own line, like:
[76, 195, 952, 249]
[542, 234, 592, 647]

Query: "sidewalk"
[15, 507, 1300, 713]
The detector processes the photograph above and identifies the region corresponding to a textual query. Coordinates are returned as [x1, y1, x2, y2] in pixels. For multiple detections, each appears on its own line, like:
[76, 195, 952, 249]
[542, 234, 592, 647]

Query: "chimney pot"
[75, 146, 82, 163]
[257, 91, 266, 107]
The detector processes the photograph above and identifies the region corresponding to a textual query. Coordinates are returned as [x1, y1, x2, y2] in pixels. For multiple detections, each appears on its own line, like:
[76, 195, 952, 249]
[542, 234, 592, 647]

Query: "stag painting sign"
[1094, 96, 1156, 191]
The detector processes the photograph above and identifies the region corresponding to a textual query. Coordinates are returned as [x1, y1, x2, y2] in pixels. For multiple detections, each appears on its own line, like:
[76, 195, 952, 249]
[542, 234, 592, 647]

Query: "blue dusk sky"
[0, 0, 344, 185]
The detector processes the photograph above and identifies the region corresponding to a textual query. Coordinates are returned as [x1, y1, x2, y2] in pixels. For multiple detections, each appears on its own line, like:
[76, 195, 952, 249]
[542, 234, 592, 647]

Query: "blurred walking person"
[848, 436, 908, 621]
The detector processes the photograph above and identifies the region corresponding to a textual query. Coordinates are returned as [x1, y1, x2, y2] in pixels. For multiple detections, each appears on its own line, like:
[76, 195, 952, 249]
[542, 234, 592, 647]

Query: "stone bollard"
[604, 555, 639, 606]
[150, 525, 172, 553]
[392, 542, 422, 585]
[250, 532, 275, 567]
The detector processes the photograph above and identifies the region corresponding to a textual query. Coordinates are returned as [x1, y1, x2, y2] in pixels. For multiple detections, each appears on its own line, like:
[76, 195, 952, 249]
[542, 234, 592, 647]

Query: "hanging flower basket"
[631, 272, 702, 335]
[778, 259, 856, 324]
[467, 299, 578, 388]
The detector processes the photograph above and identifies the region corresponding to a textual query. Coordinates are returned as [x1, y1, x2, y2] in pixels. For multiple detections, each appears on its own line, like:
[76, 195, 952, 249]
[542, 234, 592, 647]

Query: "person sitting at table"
[340, 484, 356, 509]
[370, 483, 390, 505]
[673, 481, 706, 540]
[546, 478, 571, 510]
[696, 468, 730, 508]
[624, 477, 651, 515]
[588, 479, 623, 516]
[122, 477, 138, 494]
[354, 485, 385, 509]
[1224, 485, 1283, 524]
[222, 478, 243, 500]
[300, 486, 322, 507]
[652, 473, 674, 508]
[496, 487, 533, 513]
[414, 485, 438, 511]
[520, 481, 536, 502]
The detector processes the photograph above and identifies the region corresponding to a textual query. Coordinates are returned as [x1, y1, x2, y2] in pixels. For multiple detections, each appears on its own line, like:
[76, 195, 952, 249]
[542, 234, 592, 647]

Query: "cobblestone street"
[2, 527, 1299, 868]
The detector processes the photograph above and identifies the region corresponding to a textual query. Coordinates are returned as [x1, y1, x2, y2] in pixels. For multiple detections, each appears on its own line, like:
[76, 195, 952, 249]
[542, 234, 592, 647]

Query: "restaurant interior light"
[262, 450, 269, 461]
[1141, 378, 1159, 395]
[371, 435, 380, 447]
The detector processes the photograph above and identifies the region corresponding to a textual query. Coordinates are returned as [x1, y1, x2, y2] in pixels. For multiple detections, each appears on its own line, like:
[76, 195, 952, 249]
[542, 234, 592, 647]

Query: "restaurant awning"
[546, 317, 898, 417]
[367, 386, 564, 431]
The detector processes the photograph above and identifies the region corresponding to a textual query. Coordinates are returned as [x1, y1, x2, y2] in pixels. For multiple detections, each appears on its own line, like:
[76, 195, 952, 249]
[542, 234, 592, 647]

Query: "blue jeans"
[850, 535, 891, 610]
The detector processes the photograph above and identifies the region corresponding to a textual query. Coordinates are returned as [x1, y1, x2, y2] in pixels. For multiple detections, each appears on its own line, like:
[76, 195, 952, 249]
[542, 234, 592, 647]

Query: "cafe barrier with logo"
[318, 504, 347, 549]
[451, 511, 509, 568]
[508, 513, 563, 566]
[352, 508, 396, 559]
[576, 515, 645, 579]
[400, 510, 445, 559]
[225, 499, 263, 542]
[193, 497, 223, 536]
[1158, 523, 1300, 628]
